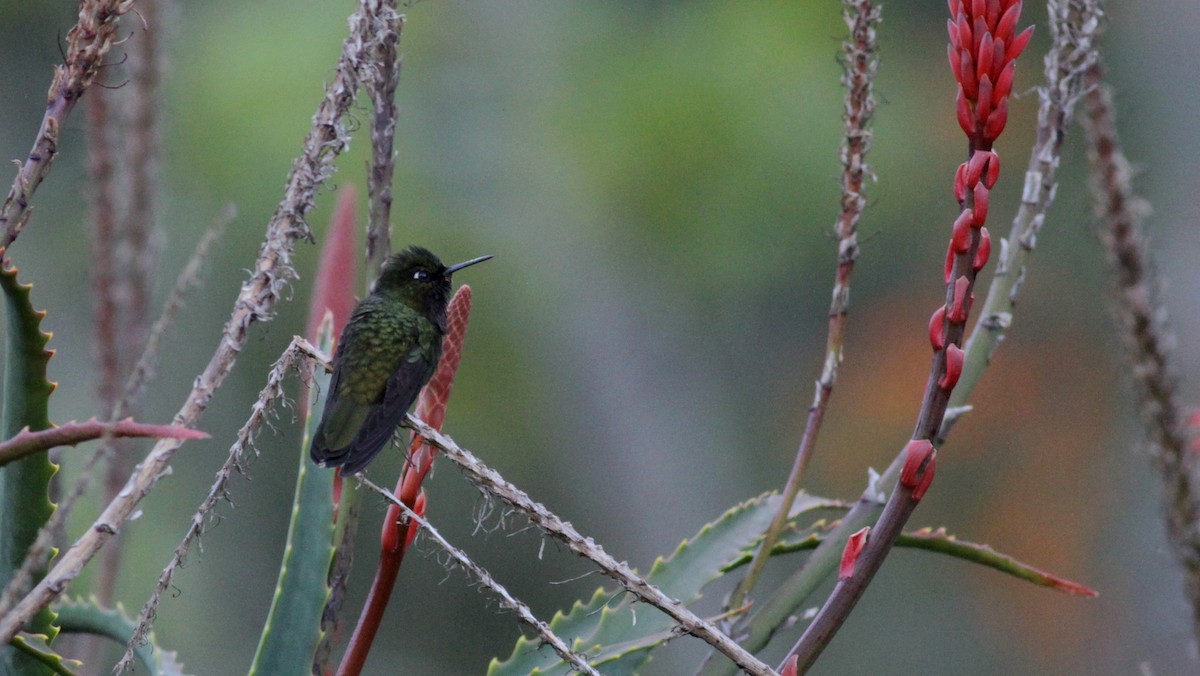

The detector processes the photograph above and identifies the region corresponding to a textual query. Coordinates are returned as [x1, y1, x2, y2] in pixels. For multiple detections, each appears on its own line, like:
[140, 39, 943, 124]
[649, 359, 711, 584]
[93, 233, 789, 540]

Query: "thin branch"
[0, 210, 226, 626]
[726, 0, 880, 616]
[1081, 59, 1200, 641]
[365, 13, 403, 276]
[0, 0, 135, 251]
[0, 420, 206, 467]
[402, 416, 778, 676]
[115, 337, 330, 672]
[357, 477, 601, 676]
[0, 0, 389, 642]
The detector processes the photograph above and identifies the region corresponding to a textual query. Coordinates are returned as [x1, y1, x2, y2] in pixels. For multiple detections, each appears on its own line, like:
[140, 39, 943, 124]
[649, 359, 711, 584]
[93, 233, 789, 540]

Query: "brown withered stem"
[365, 12, 403, 276]
[1081, 61, 1200, 644]
[357, 477, 602, 676]
[401, 416, 778, 676]
[115, 337, 330, 672]
[0, 0, 134, 252]
[0, 0, 391, 645]
[726, 0, 879, 618]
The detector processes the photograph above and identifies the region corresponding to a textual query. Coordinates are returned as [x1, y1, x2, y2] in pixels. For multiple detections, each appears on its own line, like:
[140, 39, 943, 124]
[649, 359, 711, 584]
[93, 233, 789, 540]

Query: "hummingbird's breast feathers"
[334, 296, 443, 406]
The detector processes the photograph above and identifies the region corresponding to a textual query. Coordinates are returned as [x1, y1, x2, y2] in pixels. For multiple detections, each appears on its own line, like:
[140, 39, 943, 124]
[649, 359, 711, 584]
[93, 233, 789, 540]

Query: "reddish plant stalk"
[783, 1, 1030, 670]
[337, 286, 474, 676]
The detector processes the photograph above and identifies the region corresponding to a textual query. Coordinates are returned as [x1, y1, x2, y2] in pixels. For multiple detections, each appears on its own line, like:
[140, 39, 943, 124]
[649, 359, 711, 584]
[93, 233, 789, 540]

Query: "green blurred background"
[2, 1, 1198, 673]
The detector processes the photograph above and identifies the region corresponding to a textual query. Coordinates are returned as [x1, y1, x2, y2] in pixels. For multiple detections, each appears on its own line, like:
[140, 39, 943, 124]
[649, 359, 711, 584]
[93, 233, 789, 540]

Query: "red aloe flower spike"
[948, 275, 971, 323]
[974, 227, 992, 271]
[952, 210, 974, 253]
[984, 98, 1009, 142]
[976, 33, 994, 86]
[954, 162, 969, 203]
[984, 150, 1001, 188]
[985, 0, 1001, 32]
[839, 527, 871, 580]
[948, 43, 962, 82]
[929, 306, 947, 351]
[976, 75, 994, 127]
[900, 439, 935, 489]
[1007, 25, 1034, 63]
[996, 2, 1020, 41]
[993, 60, 1014, 106]
[966, 151, 988, 187]
[956, 87, 976, 136]
[959, 48, 978, 100]
[911, 451, 937, 500]
[939, 344, 965, 390]
[973, 183, 989, 226]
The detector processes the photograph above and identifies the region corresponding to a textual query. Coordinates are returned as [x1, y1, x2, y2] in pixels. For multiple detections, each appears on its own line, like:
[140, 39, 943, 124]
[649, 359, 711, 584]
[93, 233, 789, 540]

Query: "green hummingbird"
[310, 246, 492, 474]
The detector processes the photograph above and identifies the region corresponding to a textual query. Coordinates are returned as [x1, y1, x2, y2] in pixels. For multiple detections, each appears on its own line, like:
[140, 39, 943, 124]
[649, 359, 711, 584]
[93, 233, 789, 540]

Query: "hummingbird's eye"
[413, 270, 430, 281]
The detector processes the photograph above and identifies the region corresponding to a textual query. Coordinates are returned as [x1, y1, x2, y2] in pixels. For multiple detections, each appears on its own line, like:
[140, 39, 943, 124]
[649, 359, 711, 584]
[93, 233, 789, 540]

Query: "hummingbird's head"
[375, 246, 492, 317]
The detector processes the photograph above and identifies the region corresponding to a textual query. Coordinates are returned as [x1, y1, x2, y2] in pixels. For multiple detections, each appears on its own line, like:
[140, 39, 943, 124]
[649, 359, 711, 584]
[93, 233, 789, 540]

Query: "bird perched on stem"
[310, 246, 491, 474]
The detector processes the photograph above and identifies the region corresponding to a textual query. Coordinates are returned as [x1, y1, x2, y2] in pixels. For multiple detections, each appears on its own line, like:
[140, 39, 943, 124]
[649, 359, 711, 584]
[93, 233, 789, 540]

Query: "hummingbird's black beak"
[444, 255, 493, 276]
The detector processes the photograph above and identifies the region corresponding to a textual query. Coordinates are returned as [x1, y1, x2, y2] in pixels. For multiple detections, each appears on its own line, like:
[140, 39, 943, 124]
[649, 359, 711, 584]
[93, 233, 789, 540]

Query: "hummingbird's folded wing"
[335, 347, 437, 474]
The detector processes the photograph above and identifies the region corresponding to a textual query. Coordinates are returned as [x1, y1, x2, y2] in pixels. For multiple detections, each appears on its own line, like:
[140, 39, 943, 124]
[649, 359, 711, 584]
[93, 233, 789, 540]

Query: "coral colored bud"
[996, 2, 1020, 41]
[973, 183, 989, 226]
[956, 87, 976, 136]
[948, 0, 960, 17]
[966, 151, 987, 187]
[381, 505, 402, 552]
[974, 227, 992, 270]
[1007, 25, 1034, 62]
[973, 16, 987, 51]
[957, 16, 973, 52]
[976, 33, 994, 84]
[984, 150, 1001, 188]
[840, 527, 870, 580]
[971, 0, 985, 23]
[960, 50, 978, 100]
[993, 61, 1014, 106]
[948, 275, 971, 323]
[939, 344, 965, 390]
[929, 305, 947, 351]
[952, 209, 974, 252]
[944, 243, 955, 283]
[900, 439, 936, 489]
[954, 162, 968, 203]
[947, 19, 961, 48]
[975, 75, 994, 126]
[912, 452, 937, 500]
[948, 43, 962, 81]
[986, 0, 1001, 31]
[991, 38, 1006, 80]
[405, 491, 427, 549]
[781, 655, 800, 676]
[984, 98, 1009, 141]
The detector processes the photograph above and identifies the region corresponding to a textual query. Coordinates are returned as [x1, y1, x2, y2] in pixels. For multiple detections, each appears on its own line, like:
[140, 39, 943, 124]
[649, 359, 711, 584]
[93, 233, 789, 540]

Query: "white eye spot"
[413, 270, 430, 281]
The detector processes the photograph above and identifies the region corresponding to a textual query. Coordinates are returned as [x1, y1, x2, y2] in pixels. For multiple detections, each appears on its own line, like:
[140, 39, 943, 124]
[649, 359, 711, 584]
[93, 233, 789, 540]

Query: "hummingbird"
[310, 246, 492, 474]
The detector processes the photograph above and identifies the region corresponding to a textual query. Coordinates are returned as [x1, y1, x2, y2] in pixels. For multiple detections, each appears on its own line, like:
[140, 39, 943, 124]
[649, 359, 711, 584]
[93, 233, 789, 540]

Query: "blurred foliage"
[0, 1, 1197, 674]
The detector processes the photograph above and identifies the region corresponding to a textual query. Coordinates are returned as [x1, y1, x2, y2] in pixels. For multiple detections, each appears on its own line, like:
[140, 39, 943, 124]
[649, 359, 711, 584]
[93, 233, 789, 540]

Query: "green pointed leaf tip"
[251, 321, 338, 675]
[54, 596, 189, 676]
[9, 633, 80, 676]
[0, 256, 59, 674]
[488, 492, 838, 675]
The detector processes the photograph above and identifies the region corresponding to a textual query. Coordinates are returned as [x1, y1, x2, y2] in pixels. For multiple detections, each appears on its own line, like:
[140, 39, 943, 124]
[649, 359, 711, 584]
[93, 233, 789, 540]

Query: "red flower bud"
[976, 33, 994, 85]
[973, 16, 988, 51]
[405, 490, 427, 549]
[781, 656, 800, 676]
[840, 527, 870, 580]
[956, 86, 976, 136]
[954, 161, 968, 203]
[971, 0, 986, 24]
[1007, 25, 1034, 63]
[974, 227, 992, 270]
[966, 150, 988, 187]
[948, 0, 962, 18]
[975, 74, 994, 127]
[959, 49, 978, 100]
[986, 0, 1001, 31]
[957, 16, 973, 52]
[996, 2, 1021, 41]
[944, 242, 956, 283]
[929, 305, 947, 351]
[952, 209, 974, 252]
[973, 183, 989, 226]
[912, 452, 937, 500]
[984, 150, 1001, 188]
[948, 43, 962, 81]
[993, 61, 1014, 106]
[900, 439, 936, 489]
[947, 18, 961, 48]
[984, 97, 1008, 141]
[948, 275, 971, 323]
[939, 344, 965, 390]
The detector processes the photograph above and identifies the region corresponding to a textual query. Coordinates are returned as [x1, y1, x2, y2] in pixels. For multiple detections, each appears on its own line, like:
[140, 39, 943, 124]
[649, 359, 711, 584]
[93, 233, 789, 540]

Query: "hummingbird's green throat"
[309, 246, 491, 474]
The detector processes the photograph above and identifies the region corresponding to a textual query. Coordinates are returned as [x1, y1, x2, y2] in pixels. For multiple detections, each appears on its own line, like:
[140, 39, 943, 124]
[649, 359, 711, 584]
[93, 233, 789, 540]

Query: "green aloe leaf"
[54, 596, 189, 676]
[8, 633, 79, 675]
[0, 255, 58, 674]
[250, 320, 338, 675]
[488, 492, 839, 675]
